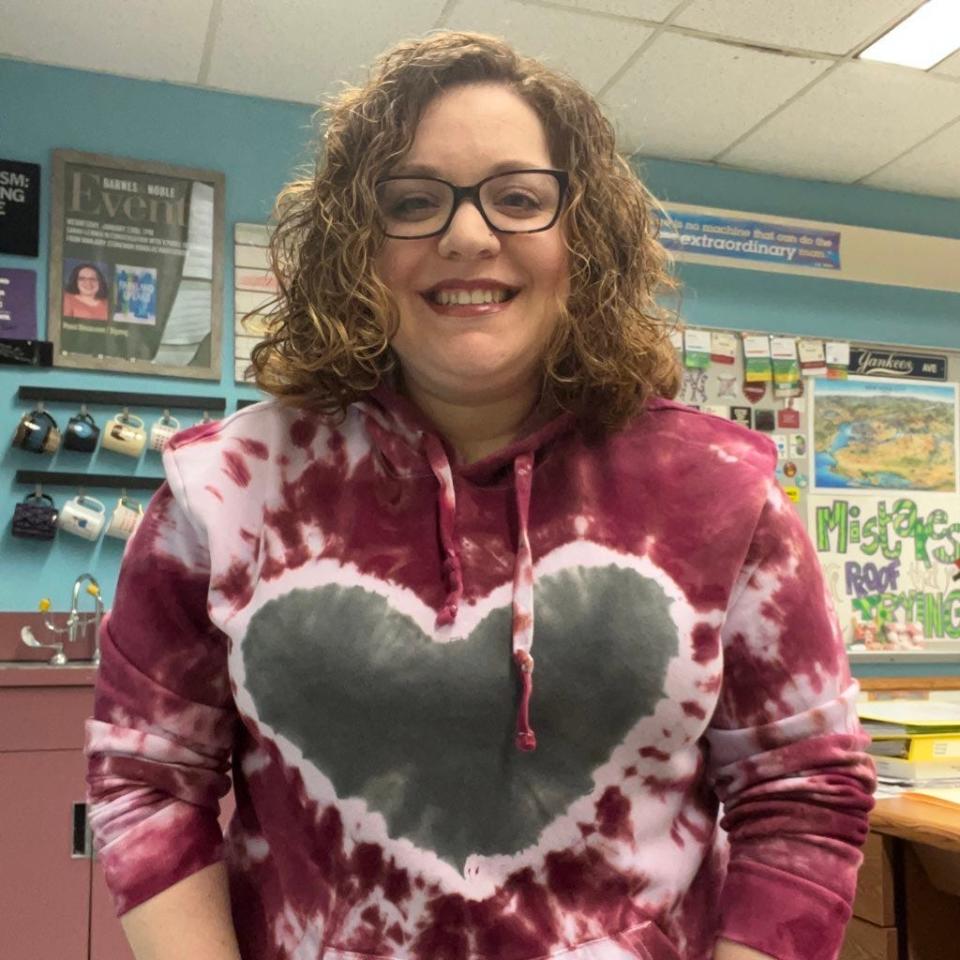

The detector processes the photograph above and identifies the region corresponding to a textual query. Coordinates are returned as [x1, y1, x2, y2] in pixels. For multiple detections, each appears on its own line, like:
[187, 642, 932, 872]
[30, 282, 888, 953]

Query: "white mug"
[102, 413, 146, 457]
[149, 414, 180, 453]
[105, 497, 144, 541]
[57, 495, 106, 541]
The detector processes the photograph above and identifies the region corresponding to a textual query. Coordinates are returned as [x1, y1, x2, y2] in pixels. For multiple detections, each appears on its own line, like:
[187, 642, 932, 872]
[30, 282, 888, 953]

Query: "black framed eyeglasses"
[375, 168, 569, 239]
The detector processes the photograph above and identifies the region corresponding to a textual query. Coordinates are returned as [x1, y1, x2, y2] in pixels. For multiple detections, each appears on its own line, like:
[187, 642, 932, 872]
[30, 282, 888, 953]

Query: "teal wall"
[637, 157, 960, 350]
[0, 57, 314, 616]
[2, 56, 959, 675]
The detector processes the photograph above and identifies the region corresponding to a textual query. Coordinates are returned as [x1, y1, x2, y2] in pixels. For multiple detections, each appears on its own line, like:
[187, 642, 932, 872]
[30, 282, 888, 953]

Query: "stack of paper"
[906, 786, 960, 808]
[858, 700, 960, 788]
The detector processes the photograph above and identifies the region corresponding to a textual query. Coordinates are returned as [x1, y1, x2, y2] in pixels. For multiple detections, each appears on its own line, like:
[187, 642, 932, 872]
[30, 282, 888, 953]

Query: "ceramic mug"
[149, 413, 180, 453]
[102, 413, 146, 457]
[12, 408, 61, 454]
[104, 497, 144, 541]
[63, 411, 100, 453]
[57, 495, 106, 541]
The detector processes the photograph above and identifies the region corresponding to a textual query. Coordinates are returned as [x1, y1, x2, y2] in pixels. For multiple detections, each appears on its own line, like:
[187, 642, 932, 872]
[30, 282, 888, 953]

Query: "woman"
[85, 31, 875, 960]
[63, 262, 109, 320]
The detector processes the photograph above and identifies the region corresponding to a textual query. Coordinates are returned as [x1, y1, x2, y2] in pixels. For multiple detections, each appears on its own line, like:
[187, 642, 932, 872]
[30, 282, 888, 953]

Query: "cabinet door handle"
[72, 802, 93, 859]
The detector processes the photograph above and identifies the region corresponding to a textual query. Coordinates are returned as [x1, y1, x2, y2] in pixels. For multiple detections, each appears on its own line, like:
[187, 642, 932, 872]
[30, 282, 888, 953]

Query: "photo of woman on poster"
[62, 261, 110, 321]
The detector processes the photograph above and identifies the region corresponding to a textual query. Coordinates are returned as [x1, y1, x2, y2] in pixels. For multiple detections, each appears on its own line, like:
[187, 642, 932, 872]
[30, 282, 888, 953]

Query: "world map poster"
[812, 377, 958, 494]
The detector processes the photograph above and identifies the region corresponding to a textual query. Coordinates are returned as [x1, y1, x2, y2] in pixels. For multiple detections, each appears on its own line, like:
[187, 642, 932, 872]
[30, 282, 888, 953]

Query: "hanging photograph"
[48, 150, 224, 379]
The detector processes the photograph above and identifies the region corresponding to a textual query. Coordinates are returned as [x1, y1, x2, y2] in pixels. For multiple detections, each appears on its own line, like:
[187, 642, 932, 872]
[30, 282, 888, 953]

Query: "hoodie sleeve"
[705, 480, 877, 960]
[84, 456, 238, 917]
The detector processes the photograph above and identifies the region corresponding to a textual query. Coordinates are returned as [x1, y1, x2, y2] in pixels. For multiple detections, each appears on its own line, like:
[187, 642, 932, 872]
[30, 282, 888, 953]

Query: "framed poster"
[48, 150, 224, 379]
[811, 377, 958, 494]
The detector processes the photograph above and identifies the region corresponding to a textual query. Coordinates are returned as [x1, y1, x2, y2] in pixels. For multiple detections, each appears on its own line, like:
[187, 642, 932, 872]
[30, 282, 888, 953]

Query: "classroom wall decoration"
[233, 223, 277, 383]
[661, 201, 960, 294]
[47, 150, 224, 379]
[0, 267, 37, 340]
[673, 325, 960, 660]
[0, 158, 40, 257]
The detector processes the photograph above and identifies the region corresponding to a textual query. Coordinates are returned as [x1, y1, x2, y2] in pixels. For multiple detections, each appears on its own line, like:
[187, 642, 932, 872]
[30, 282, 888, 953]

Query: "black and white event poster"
[0, 159, 40, 257]
[49, 150, 224, 380]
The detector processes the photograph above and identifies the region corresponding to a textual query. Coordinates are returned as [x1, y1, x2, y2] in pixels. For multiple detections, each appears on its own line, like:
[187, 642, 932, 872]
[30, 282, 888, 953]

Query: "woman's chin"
[420, 364, 542, 406]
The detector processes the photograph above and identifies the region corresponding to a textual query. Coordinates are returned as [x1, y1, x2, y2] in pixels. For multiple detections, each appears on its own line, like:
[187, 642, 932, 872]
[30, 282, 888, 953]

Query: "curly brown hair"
[250, 30, 681, 431]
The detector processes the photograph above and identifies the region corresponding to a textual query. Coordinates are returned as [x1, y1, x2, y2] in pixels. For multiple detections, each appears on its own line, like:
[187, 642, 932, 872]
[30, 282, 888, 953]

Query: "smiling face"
[374, 83, 570, 410]
[77, 267, 102, 298]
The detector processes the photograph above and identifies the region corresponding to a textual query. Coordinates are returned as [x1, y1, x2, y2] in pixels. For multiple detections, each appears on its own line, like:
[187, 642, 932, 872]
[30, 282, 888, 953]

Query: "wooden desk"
[871, 795, 960, 855]
[841, 796, 960, 960]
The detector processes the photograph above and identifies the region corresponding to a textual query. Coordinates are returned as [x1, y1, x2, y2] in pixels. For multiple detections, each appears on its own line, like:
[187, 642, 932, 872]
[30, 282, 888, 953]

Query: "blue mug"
[12, 408, 61, 454]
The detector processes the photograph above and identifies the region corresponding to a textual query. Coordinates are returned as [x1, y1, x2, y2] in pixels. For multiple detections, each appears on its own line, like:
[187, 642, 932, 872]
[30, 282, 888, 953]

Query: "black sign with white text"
[848, 348, 947, 382]
[0, 159, 40, 257]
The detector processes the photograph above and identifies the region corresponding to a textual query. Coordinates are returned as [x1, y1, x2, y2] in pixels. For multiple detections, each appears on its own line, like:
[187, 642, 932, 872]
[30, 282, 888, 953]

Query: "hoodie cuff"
[94, 801, 225, 917]
[717, 860, 853, 960]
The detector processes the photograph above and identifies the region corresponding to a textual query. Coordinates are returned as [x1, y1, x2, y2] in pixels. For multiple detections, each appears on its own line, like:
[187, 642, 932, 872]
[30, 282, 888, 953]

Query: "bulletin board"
[674, 326, 960, 663]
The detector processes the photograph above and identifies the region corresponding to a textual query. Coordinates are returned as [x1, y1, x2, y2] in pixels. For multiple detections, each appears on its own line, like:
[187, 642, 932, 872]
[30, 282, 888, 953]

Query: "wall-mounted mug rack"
[18, 386, 227, 412]
[14, 470, 164, 491]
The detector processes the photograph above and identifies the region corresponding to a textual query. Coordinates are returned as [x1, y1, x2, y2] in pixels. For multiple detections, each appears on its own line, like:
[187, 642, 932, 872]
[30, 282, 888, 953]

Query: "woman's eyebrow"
[388, 160, 544, 178]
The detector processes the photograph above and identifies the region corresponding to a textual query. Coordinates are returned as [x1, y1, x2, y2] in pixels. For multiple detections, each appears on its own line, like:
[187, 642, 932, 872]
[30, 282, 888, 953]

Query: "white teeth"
[432, 288, 512, 305]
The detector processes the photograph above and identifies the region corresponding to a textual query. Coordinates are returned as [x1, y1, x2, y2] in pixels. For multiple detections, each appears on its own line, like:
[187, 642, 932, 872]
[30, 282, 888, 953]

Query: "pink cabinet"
[0, 749, 92, 960]
[0, 665, 234, 960]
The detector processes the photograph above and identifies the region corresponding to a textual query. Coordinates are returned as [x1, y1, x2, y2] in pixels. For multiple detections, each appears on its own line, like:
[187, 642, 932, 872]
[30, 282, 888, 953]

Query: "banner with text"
[657, 201, 960, 293]
[660, 210, 841, 271]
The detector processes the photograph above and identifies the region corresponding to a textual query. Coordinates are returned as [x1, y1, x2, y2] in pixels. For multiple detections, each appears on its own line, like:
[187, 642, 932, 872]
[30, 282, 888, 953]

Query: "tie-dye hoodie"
[85, 389, 876, 960]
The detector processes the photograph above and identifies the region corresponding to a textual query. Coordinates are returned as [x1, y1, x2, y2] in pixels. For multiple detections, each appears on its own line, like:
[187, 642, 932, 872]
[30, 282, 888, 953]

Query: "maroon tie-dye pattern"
[85, 395, 875, 960]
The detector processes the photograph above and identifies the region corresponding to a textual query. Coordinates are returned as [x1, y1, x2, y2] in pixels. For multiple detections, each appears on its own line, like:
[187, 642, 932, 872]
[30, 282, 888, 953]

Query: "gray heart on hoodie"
[244, 564, 678, 871]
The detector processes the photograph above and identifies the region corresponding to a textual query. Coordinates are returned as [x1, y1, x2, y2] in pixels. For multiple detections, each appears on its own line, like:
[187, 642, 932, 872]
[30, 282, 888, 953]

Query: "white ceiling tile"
[445, 0, 652, 93]
[861, 119, 960, 198]
[933, 49, 960, 78]
[535, 0, 681, 20]
[0, 0, 212, 83]
[206, 0, 446, 103]
[674, 0, 919, 55]
[723, 61, 960, 181]
[603, 32, 829, 159]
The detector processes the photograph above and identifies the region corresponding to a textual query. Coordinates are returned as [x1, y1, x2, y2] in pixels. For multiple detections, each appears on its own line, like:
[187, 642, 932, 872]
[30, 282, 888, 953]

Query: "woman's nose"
[437, 199, 500, 259]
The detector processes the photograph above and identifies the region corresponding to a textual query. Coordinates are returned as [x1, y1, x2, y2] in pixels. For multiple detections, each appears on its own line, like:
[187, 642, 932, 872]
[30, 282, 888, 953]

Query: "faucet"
[68, 573, 104, 665]
[20, 573, 105, 666]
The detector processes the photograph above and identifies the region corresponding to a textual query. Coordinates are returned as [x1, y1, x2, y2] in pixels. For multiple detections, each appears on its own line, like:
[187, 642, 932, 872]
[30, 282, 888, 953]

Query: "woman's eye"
[497, 192, 541, 211]
[392, 195, 440, 217]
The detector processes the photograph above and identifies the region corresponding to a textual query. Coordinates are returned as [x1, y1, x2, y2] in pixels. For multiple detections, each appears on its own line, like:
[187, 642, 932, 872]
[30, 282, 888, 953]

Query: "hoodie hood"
[357, 383, 578, 751]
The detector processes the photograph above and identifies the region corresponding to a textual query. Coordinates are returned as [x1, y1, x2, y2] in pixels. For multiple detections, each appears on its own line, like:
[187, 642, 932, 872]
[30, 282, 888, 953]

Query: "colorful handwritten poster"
[811, 493, 960, 652]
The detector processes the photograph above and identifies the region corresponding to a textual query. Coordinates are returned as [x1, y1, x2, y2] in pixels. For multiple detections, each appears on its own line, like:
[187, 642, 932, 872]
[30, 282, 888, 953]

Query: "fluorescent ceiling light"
[859, 0, 960, 70]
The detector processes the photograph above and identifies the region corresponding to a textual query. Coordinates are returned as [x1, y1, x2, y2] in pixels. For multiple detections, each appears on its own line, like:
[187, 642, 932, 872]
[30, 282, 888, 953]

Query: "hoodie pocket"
[611, 920, 683, 960]
[322, 920, 683, 960]
[552, 921, 683, 960]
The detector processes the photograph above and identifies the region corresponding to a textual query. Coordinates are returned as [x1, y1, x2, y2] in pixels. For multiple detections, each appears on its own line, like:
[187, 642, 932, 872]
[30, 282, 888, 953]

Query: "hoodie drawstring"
[423, 434, 464, 627]
[511, 453, 536, 751]
[423, 437, 538, 753]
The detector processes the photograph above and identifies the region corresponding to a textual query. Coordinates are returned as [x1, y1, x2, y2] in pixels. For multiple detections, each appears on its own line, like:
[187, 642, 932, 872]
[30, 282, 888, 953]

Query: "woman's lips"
[419, 291, 520, 318]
